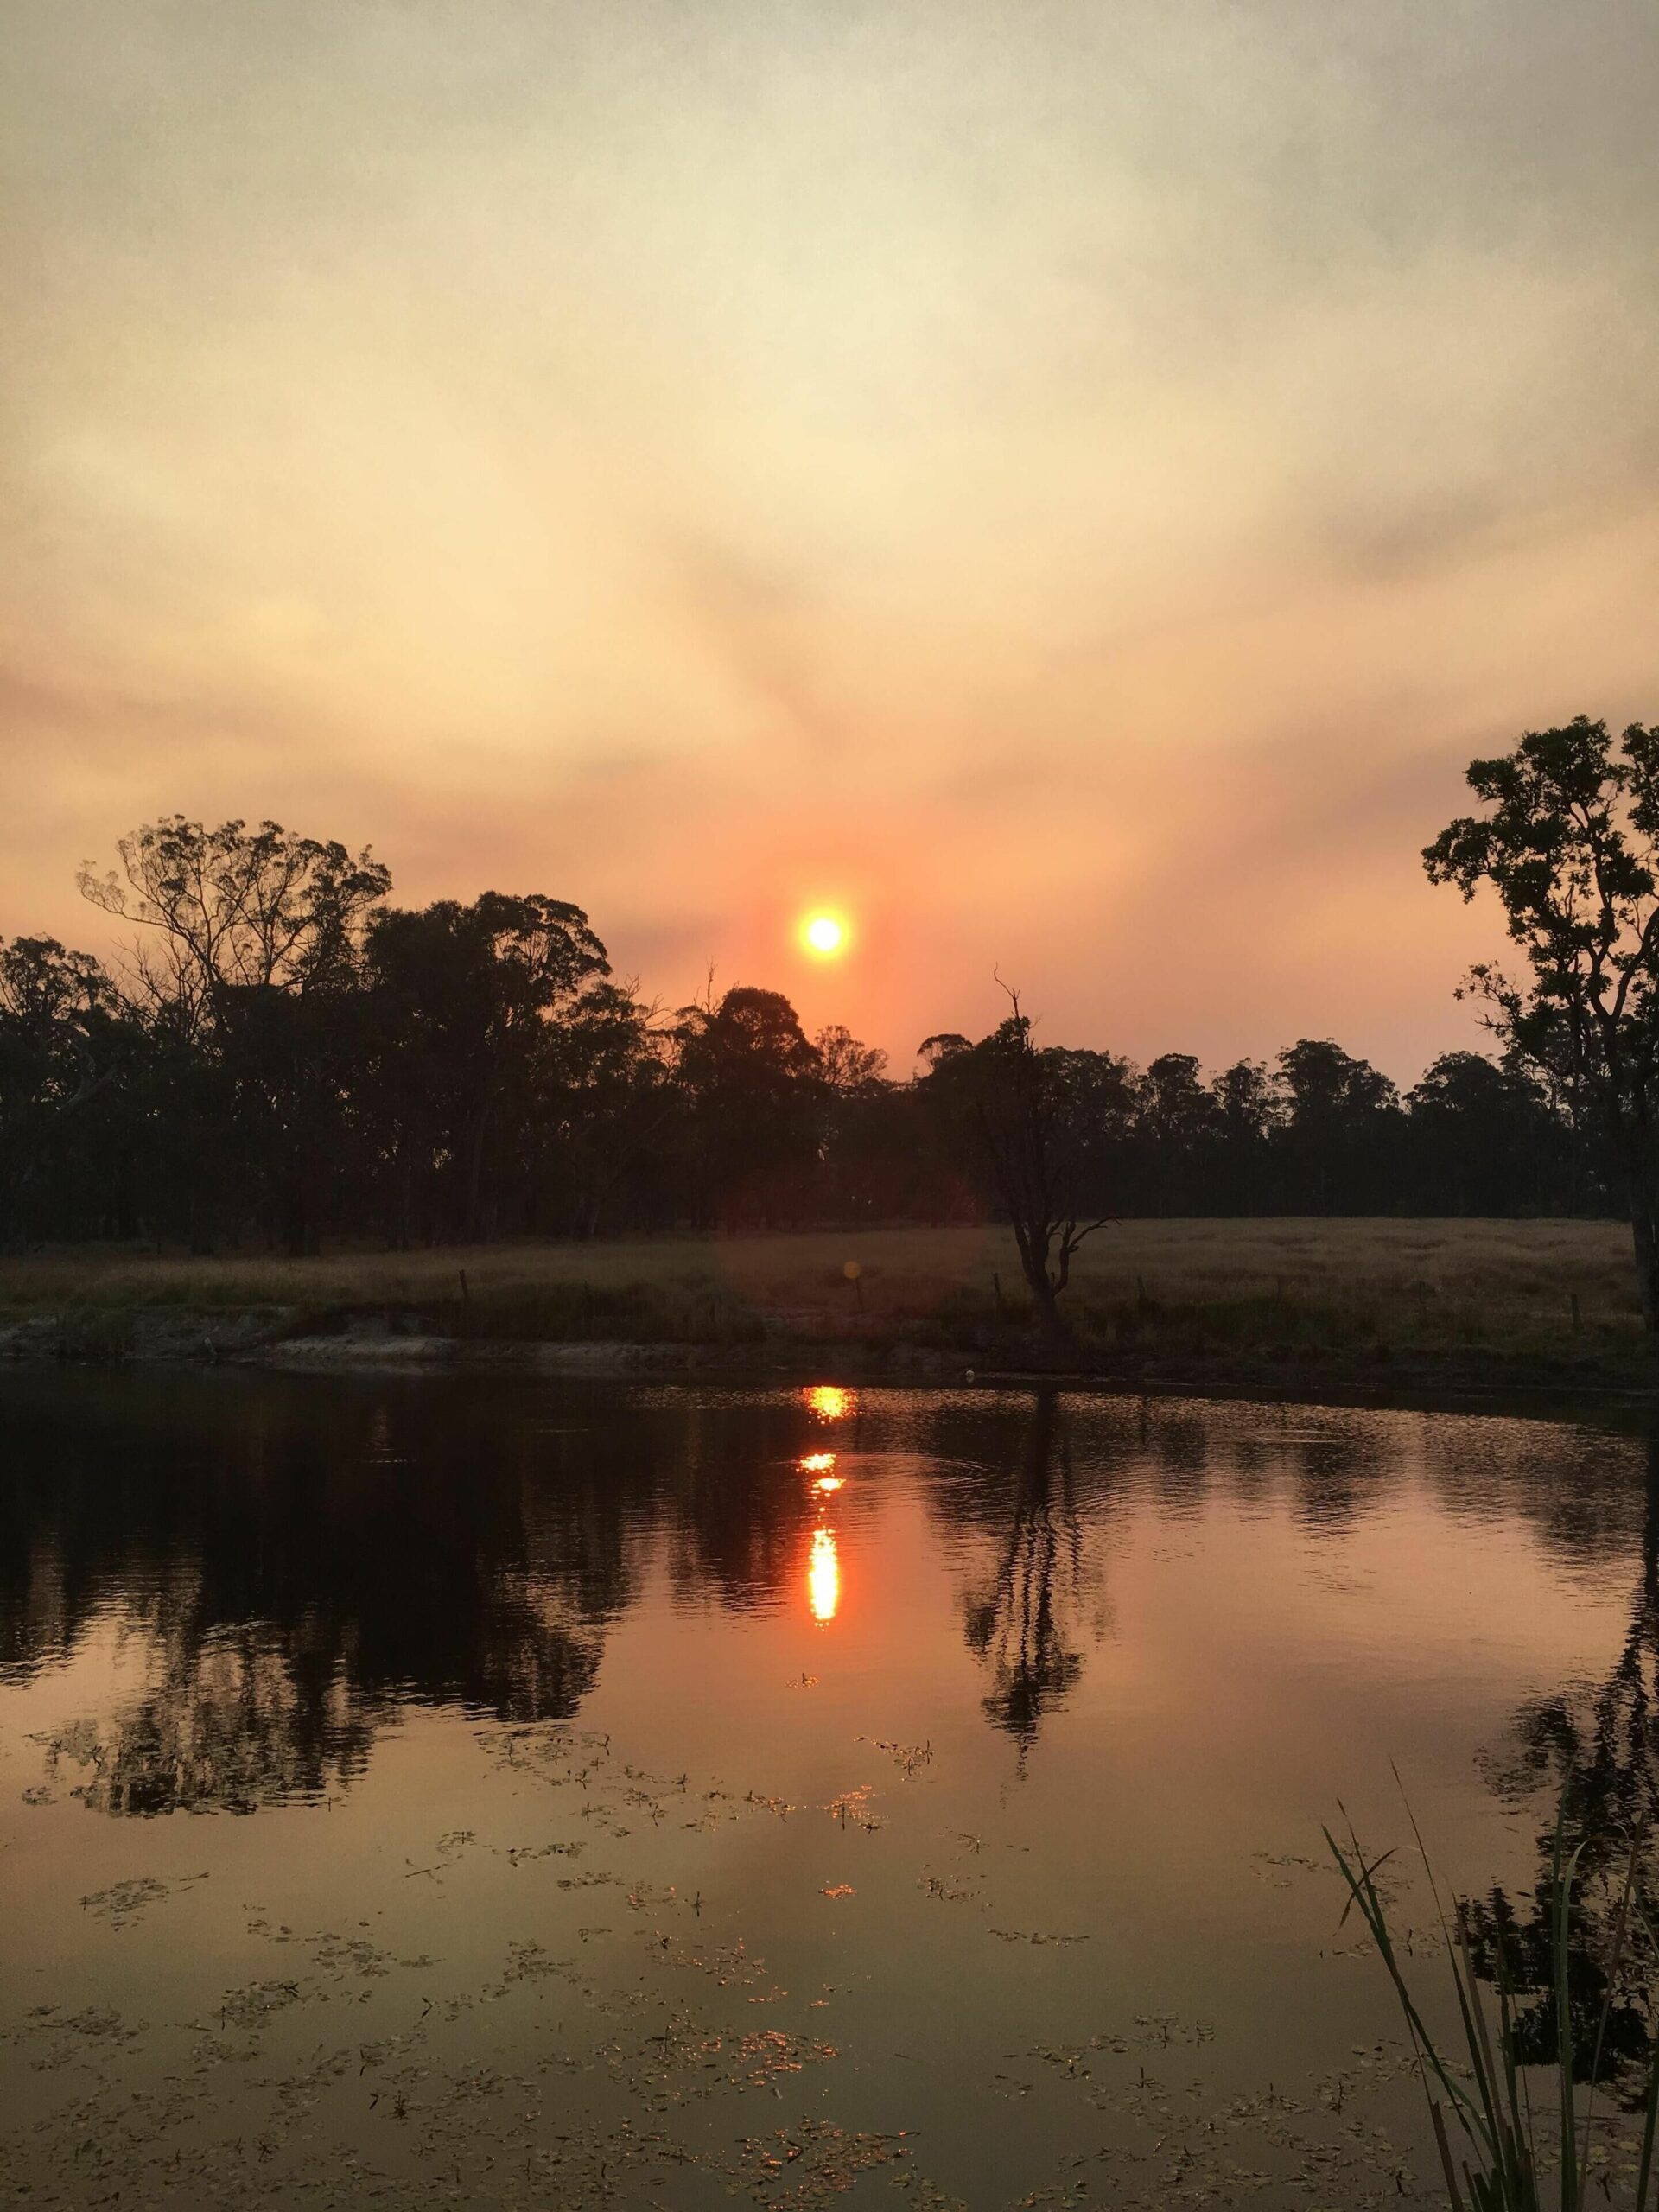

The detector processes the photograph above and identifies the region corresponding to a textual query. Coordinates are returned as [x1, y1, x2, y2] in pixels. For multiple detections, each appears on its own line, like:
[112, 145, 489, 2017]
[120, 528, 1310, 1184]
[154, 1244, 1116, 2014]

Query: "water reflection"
[5, 1370, 1659, 1827]
[0, 1373, 835, 1811]
[802, 1446, 844, 1624]
[958, 1395, 1092, 1757]
[1497, 1439, 1659, 1840]
[1469, 1440, 1659, 2089]
[808, 1527, 841, 1624]
[12, 1376, 1659, 2212]
[804, 1384, 855, 1423]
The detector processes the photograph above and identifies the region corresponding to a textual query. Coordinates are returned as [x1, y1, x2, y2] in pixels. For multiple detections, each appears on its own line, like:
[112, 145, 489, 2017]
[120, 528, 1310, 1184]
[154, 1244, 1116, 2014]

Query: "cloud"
[3, 0, 1658, 1077]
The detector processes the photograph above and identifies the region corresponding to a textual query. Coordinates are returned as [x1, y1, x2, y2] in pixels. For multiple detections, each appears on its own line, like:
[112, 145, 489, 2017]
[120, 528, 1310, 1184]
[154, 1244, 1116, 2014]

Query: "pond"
[1, 1370, 1654, 2209]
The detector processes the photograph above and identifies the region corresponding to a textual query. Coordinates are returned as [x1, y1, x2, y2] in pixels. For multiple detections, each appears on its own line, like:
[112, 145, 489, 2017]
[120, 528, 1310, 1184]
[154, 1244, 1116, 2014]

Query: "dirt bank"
[3, 1303, 1656, 1425]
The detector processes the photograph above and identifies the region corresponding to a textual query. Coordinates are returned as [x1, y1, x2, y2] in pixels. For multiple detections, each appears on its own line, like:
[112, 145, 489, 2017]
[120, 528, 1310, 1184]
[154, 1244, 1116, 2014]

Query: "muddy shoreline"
[3, 1304, 1657, 1425]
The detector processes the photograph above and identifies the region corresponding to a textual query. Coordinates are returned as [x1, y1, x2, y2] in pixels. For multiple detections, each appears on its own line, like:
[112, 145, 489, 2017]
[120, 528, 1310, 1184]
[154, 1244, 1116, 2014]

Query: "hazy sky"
[5, 0, 1657, 1075]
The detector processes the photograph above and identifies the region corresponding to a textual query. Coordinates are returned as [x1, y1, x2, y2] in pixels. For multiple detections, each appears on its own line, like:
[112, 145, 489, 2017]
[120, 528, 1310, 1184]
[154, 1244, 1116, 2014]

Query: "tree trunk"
[281, 1184, 308, 1260]
[188, 1183, 216, 1256]
[388, 1147, 412, 1252]
[1010, 1223, 1072, 1350]
[1030, 1276, 1072, 1350]
[461, 1095, 493, 1243]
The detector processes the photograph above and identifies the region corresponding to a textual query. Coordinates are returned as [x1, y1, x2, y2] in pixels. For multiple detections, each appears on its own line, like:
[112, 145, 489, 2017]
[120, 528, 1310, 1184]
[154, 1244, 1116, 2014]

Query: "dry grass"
[0, 1217, 1643, 1355]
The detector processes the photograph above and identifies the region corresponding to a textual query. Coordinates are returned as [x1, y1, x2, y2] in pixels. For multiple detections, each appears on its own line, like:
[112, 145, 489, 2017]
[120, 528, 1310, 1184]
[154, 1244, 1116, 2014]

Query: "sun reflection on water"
[803, 1385, 854, 1423]
[801, 1441, 846, 1624]
[807, 1527, 841, 1624]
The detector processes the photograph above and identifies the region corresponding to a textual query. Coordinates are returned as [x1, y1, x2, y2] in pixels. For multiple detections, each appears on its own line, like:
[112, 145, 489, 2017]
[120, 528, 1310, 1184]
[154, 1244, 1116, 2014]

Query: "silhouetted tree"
[78, 818, 391, 1252]
[1274, 1038, 1402, 1212]
[1209, 1058, 1281, 1211]
[815, 1024, 887, 1094]
[0, 803, 1631, 1249]
[1407, 1051, 1575, 1216]
[1050, 1047, 1141, 1218]
[79, 816, 390, 1028]
[1426, 715, 1659, 1323]
[535, 982, 677, 1239]
[922, 994, 1109, 1342]
[0, 938, 127, 1240]
[1138, 1052, 1223, 1214]
[364, 893, 610, 1242]
[672, 984, 826, 1226]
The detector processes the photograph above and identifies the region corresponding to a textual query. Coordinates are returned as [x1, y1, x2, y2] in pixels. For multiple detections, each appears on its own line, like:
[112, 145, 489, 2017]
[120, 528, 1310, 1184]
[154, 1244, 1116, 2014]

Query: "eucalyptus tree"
[1425, 715, 1659, 1323]
[671, 985, 826, 1226]
[1273, 1039, 1402, 1212]
[78, 816, 390, 1030]
[78, 817, 391, 1251]
[805, 1023, 898, 1224]
[814, 1024, 887, 1095]
[529, 980, 677, 1238]
[1137, 1051, 1223, 1215]
[0, 936, 127, 1240]
[1209, 1058, 1281, 1212]
[1406, 1051, 1576, 1217]
[364, 893, 610, 1243]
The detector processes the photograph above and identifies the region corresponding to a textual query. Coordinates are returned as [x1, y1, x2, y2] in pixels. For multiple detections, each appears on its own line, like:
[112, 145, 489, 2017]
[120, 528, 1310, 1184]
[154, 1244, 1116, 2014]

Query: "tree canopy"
[0, 805, 1628, 1262]
[1426, 716, 1659, 1321]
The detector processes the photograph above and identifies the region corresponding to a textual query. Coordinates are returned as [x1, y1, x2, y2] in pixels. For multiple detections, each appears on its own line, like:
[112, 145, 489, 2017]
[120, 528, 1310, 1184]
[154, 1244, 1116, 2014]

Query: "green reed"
[1327, 1792, 1659, 2212]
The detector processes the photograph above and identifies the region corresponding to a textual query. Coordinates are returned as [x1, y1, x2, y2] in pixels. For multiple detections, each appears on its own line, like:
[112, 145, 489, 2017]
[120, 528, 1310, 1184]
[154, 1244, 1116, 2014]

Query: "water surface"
[1, 1371, 1653, 2209]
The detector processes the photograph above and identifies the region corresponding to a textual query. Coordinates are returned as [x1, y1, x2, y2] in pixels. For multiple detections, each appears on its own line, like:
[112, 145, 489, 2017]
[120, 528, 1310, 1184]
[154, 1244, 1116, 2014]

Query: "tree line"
[0, 804, 1618, 1260]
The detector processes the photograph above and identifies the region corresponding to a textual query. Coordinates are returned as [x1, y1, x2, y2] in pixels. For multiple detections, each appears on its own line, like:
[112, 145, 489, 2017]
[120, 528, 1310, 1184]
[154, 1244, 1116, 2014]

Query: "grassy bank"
[0, 1218, 1647, 1370]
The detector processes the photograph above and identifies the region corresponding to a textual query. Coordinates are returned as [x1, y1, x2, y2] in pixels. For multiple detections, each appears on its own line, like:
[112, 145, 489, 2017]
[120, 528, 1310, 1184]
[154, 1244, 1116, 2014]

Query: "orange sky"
[4, 1, 1658, 1076]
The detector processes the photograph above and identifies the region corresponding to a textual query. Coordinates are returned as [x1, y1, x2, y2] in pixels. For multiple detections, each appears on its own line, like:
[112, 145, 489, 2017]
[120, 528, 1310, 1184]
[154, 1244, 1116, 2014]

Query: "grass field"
[0, 1217, 1644, 1358]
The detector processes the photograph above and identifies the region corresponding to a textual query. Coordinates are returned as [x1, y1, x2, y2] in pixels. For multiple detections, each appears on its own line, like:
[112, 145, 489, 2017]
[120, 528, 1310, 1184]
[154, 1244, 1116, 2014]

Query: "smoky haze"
[4, 0, 1658, 1071]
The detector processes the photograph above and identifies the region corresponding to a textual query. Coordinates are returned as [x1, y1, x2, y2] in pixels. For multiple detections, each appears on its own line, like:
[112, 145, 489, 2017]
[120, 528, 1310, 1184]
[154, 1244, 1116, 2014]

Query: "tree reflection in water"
[0, 1373, 828, 1816]
[1471, 1438, 1659, 2093]
[958, 1393, 1096, 1759]
[1501, 1440, 1659, 1841]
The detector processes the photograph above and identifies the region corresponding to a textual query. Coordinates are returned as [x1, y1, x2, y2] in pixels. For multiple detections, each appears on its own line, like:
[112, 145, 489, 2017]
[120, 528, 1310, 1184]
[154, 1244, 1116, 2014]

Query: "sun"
[801, 911, 848, 958]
